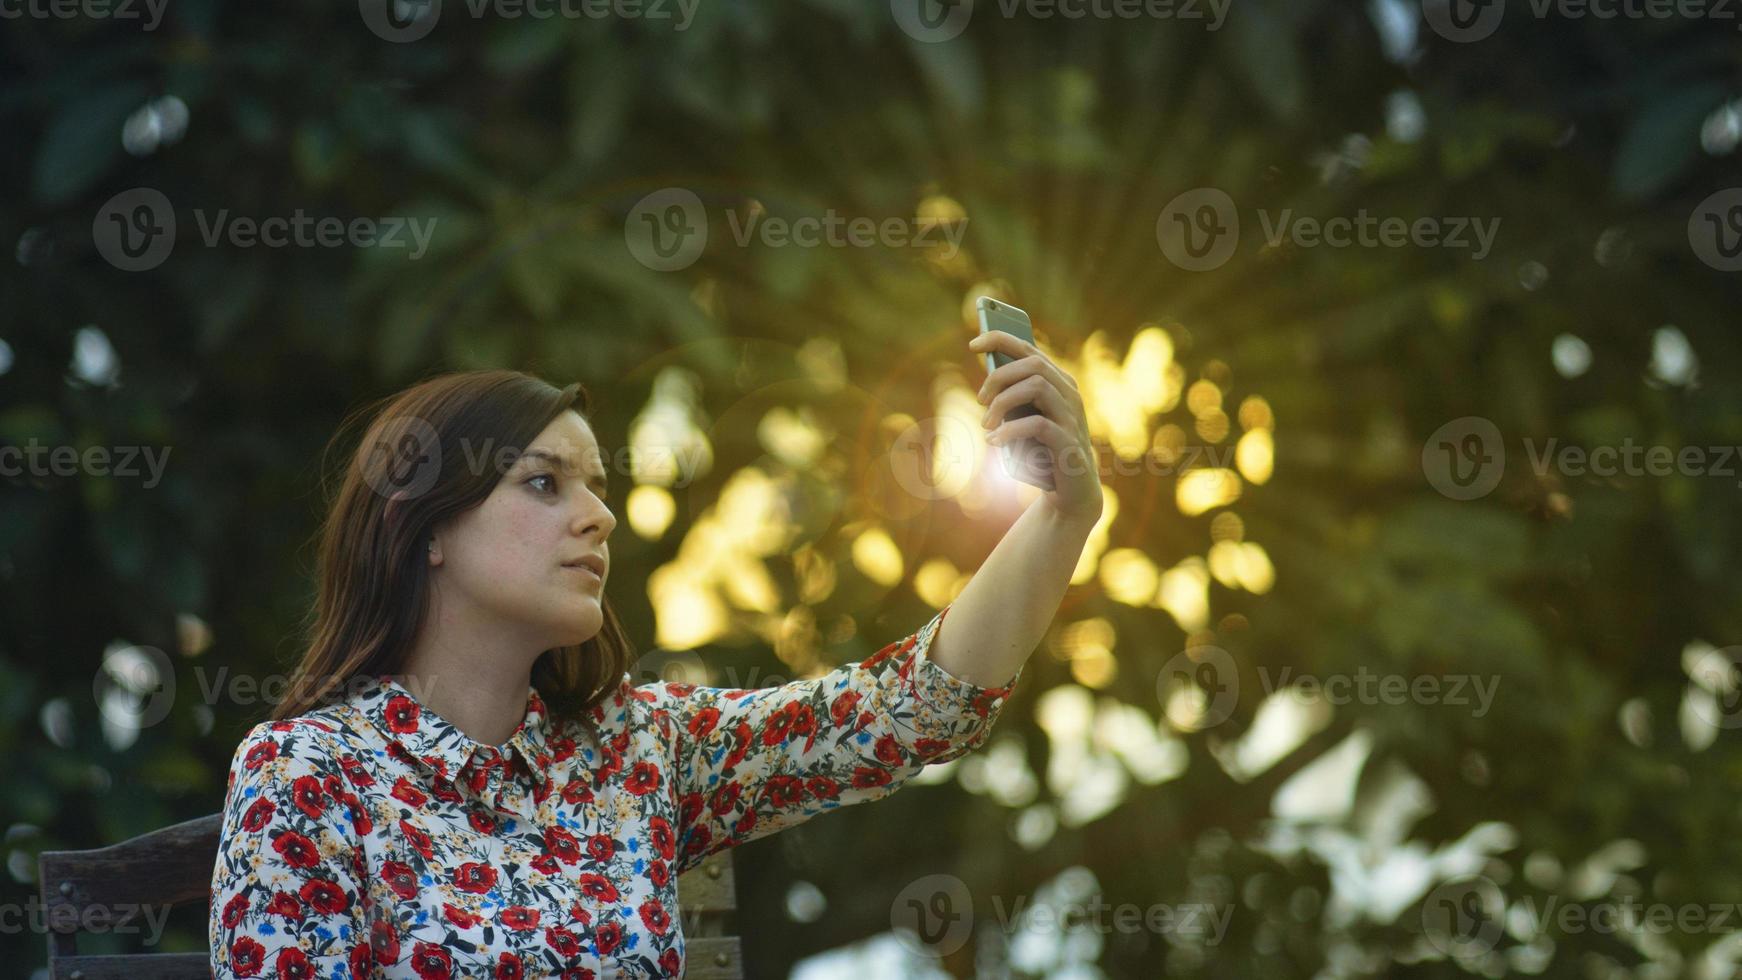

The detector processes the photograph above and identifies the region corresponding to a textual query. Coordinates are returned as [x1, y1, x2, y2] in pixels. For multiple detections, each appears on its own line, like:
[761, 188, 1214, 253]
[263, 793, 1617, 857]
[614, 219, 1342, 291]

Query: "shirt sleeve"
[637, 603, 1023, 874]
[210, 720, 373, 979]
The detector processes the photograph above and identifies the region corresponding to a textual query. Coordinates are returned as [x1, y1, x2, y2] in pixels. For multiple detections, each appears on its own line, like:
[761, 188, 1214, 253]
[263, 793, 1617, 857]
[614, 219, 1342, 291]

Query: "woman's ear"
[426, 532, 443, 567]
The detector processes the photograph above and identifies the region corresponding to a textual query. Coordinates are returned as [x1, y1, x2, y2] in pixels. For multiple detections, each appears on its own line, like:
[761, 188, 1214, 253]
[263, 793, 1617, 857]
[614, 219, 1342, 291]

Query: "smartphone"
[976, 297, 1055, 490]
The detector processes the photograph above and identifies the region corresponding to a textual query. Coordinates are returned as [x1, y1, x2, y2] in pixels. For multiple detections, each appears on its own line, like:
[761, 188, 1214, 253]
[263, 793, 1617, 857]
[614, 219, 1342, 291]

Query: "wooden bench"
[38, 813, 742, 978]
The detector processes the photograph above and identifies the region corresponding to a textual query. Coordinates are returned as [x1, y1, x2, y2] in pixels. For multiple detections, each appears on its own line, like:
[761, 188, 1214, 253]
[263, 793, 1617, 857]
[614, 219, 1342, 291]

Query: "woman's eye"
[528, 473, 556, 494]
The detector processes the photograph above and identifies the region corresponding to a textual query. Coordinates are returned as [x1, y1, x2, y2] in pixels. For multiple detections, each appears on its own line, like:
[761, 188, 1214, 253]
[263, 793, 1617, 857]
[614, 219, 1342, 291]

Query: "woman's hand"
[970, 330, 1103, 529]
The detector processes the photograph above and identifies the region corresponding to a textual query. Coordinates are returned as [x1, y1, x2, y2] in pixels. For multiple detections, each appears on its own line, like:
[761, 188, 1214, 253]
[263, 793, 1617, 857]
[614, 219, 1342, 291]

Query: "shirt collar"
[354, 674, 554, 793]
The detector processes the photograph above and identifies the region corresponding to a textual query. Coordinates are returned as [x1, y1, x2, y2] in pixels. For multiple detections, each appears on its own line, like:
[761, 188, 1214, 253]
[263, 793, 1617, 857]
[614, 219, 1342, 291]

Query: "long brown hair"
[272, 370, 635, 727]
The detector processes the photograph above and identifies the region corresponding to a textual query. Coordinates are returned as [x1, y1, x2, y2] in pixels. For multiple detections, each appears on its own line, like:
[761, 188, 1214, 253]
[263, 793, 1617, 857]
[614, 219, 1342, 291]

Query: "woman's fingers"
[987, 412, 1068, 449]
[974, 334, 1082, 399]
[983, 374, 1073, 430]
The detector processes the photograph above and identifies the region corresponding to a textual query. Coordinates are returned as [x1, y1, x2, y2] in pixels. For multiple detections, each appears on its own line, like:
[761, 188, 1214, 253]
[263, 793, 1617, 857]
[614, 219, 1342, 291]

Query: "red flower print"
[587, 833, 616, 862]
[659, 950, 682, 975]
[830, 690, 860, 727]
[734, 809, 758, 836]
[391, 776, 428, 807]
[568, 902, 592, 926]
[762, 702, 798, 746]
[275, 947, 313, 980]
[638, 899, 671, 935]
[550, 736, 576, 762]
[682, 826, 713, 861]
[495, 953, 524, 980]
[649, 816, 675, 860]
[385, 695, 421, 734]
[468, 808, 496, 833]
[561, 779, 594, 806]
[399, 819, 434, 859]
[595, 920, 623, 955]
[371, 919, 401, 964]
[703, 779, 738, 818]
[765, 775, 804, 808]
[561, 970, 596, 980]
[266, 891, 303, 920]
[806, 775, 840, 800]
[242, 797, 276, 832]
[678, 793, 704, 829]
[244, 740, 278, 770]
[349, 943, 371, 980]
[430, 781, 463, 805]
[531, 775, 554, 806]
[300, 878, 349, 915]
[624, 761, 661, 796]
[578, 873, 618, 903]
[271, 831, 319, 868]
[874, 734, 904, 766]
[502, 905, 540, 931]
[852, 766, 892, 789]
[914, 737, 952, 759]
[545, 925, 581, 956]
[545, 826, 581, 864]
[444, 903, 481, 928]
[687, 706, 721, 739]
[724, 722, 753, 770]
[340, 754, 375, 786]
[345, 799, 374, 836]
[648, 860, 670, 888]
[229, 936, 265, 977]
[410, 942, 452, 980]
[383, 860, 419, 899]
[452, 862, 498, 894]
[291, 775, 327, 819]
[594, 748, 624, 783]
[531, 854, 559, 876]
[222, 892, 249, 928]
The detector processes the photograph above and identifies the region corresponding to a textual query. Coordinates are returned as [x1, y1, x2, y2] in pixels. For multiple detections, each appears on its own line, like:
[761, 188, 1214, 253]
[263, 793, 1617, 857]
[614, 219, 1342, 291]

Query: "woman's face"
[428, 409, 617, 652]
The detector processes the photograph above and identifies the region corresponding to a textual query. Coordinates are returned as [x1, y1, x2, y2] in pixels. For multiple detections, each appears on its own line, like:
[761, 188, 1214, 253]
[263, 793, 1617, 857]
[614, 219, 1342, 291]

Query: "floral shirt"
[209, 604, 1020, 979]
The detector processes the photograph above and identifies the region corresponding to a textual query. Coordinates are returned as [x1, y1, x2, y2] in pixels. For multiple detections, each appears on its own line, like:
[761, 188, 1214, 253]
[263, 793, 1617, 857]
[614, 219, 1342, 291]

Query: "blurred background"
[5, 0, 1742, 976]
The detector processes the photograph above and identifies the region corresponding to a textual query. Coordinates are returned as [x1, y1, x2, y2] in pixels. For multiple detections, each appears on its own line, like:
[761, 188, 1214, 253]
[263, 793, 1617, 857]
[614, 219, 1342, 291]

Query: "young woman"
[209, 331, 1102, 978]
